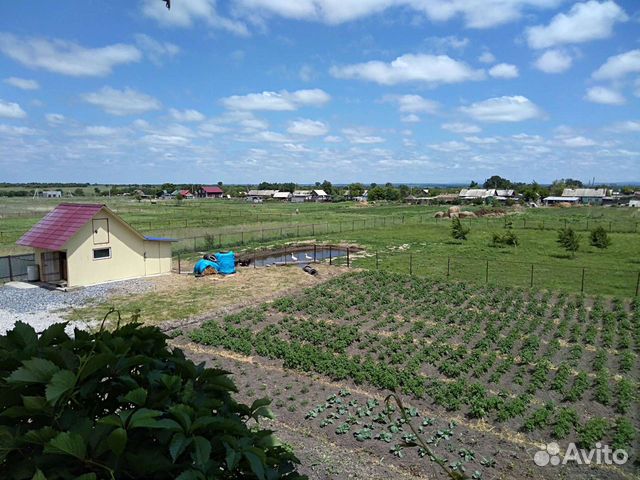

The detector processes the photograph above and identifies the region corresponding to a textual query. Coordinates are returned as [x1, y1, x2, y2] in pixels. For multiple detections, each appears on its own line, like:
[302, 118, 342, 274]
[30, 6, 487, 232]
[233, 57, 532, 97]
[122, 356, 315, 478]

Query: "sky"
[0, 0, 639, 185]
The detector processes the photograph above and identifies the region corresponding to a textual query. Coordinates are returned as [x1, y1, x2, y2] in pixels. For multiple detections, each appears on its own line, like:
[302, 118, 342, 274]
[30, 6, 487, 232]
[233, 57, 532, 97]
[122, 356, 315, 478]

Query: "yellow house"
[17, 203, 174, 287]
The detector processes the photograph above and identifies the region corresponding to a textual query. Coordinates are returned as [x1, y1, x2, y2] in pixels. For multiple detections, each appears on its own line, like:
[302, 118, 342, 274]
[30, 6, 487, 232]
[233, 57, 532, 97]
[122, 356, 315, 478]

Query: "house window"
[93, 248, 111, 260]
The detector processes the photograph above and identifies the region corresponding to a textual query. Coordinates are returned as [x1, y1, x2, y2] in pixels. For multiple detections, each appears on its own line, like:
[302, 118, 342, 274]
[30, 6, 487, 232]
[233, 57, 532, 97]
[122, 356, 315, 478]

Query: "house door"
[41, 252, 61, 282]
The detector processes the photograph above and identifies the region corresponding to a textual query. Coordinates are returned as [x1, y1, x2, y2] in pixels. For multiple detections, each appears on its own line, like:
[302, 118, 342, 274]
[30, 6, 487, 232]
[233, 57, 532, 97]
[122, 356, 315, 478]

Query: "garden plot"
[185, 271, 638, 479]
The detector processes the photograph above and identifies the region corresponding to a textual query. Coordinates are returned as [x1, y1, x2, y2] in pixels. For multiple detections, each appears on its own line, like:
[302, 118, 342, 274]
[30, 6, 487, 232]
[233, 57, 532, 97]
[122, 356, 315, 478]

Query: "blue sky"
[0, 0, 639, 184]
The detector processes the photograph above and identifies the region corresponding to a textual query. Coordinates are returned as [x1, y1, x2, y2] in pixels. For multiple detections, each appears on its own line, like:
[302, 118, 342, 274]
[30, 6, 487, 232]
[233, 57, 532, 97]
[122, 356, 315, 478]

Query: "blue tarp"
[194, 258, 220, 275]
[193, 251, 236, 275]
[215, 251, 236, 275]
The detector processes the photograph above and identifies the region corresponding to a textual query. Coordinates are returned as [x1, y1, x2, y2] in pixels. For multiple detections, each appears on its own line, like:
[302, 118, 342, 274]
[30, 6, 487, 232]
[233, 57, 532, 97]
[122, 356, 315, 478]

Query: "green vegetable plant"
[0, 313, 304, 480]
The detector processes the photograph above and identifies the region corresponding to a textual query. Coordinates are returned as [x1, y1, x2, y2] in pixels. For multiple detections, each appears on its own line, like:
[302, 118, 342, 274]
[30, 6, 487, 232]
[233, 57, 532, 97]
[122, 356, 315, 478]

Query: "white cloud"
[221, 89, 330, 111]
[4, 77, 39, 90]
[330, 53, 485, 86]
[441, 122, 481, 133]
[0, 33, 141, 76]
[592, 49, 640, 81]
[464, 136, 499, 144]
[82, 87, 161, 115]
[134, 34, 180, 65]
[386, 94, 439, 114]
[423, 35, 469, 53]
[488, 63, 519, 79]
[169, 108, 206, 122]
[478, 51, 496, 64]
[141, 0, 249, 35]
[82, 126, 121, 136]
[324, 135, 342, 143]
[609, 120, 640, 132]
[253, 130, 291, 142]
[287, 118, 329, 136]
[0, 99, 27, 119]
[45, 113, 65, 125]
[0, 124, 36, 136]
[401, 114, 421, 123]
[429, 140, 470, 152]
[342, 127, 385, 144]
[560, 135, 597, 147]
[461, 95, 544, 122]
[584, 86, 625, 105]
[526, 1, 628, 49]
[534, 49, 573, 73]
[236, 0, 564, 29]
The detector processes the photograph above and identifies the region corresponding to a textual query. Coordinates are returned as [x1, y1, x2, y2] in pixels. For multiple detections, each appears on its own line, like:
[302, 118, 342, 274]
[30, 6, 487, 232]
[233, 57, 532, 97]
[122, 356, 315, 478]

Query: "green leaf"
[128, 408, 163, 429]
[75, 475, 97, 480]
[192, 436, 211, 467]
[8, 321, 38, 348]
[44, 432, 86, 460]
[175, 470, 204, 480]
[45, 370, 76, 405]
[226, 447, 241, 470]
[0, 426, 14, 463]
[22, 396, 48, 411]
[31, 468, 47, 480]
[22, 427, 57, 445]
[243, 449, 266, 480]
[124, 387, 147, 406]
[169, 432, 192, 462]
[250, 399, 274, 421]
[8, 358, 60, 384]
[38, 323, 69, 346]
[107, 428, 127, 456]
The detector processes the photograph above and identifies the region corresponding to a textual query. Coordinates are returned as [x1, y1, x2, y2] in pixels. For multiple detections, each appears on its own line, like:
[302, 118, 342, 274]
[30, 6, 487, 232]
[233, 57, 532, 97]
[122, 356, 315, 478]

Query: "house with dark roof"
[16, 203, 175, 287]
[197, 186, 224, 198]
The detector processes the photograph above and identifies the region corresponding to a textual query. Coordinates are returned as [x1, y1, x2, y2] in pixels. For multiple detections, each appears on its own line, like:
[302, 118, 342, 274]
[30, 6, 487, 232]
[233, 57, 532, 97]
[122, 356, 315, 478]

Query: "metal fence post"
[314, 244, 317, 263]
[284, 246, 287, 265]
[530, 264, 534, 288]
[635, 271, 639, 297]
[329, 245, 332, 265]
[447, 257, 450, 277]
[409, 254, 413, 275]
[347, 247, 350, 268]
[178, 254, 181, 274]
[485, 260, 489, 283]
[8, 256, 13, 281]
[254, 250, 256, 268]
[581, 268, 585, 293]
[376, 251, 379, 270]
[241, 231, 244, 245]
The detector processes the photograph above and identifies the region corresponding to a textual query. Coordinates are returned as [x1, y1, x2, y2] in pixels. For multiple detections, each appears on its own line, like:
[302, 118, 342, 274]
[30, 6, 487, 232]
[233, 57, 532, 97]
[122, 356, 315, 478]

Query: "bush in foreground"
[0, 319, 304, 480]
[589, 226, 612, 249]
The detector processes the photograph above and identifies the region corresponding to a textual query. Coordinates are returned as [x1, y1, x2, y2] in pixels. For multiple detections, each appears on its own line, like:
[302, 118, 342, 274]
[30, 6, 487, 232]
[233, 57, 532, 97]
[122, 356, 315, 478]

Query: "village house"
[197, 186, 224, 198]
[246, 189, 278, 202]
[16, 203, 175, 287]
[39, 190, 62, 198]
[272, 191, 292, 201]
[561, 188, 608, 205]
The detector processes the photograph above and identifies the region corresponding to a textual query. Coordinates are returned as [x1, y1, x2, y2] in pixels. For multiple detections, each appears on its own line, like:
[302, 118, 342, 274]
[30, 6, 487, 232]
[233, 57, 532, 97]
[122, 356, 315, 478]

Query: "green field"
[1, 197, 639, 296]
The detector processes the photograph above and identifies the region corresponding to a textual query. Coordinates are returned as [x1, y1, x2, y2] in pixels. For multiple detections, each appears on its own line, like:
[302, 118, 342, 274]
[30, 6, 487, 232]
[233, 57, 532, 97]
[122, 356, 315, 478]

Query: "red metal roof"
[201, 186, 223, 193]
[16, 203, 105, 251]
[179, 189, 192, 196]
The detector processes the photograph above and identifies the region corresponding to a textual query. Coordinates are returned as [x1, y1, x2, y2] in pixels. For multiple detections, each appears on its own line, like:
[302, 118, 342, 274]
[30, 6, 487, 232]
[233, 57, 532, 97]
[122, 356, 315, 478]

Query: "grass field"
[2, 197, 639, 295]
[183, 271, 638, 479]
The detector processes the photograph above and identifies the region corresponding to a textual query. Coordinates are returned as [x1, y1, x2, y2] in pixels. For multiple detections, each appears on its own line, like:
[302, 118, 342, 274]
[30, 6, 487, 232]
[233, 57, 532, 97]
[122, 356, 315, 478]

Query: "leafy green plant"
[589, 226, 611, 249]
[557, 227, 580, 257]
[0, 318, 304, 480]
[451, 218, 470, 241]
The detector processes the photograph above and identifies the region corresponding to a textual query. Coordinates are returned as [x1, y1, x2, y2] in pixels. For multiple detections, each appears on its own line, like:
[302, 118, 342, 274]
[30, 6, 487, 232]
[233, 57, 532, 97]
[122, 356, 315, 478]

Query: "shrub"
[491, 231, 519, 247]
[589, 226, 611, 249]
[451, 218, 470, 241]
[0, 319, 304, 480]
[557, 227, 580, 257]
[203, 233, 217, 250]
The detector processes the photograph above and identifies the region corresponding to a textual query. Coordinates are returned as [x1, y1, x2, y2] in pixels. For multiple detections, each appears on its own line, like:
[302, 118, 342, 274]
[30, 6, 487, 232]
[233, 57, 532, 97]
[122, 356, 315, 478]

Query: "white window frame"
[93, 247, 112, 260]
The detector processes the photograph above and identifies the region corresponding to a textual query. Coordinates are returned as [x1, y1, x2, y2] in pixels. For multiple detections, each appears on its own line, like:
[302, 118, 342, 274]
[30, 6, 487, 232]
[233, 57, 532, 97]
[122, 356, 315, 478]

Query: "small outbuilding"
[16, 203, 175, 287]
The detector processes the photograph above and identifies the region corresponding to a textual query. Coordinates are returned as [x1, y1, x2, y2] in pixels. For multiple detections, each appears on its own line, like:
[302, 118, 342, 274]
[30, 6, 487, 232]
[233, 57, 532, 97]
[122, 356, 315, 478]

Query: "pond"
[244, 245, 351, 268]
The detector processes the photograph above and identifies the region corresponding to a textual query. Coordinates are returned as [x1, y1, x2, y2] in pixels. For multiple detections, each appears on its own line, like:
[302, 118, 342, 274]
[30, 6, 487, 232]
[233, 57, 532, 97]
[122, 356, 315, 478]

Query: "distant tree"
[368, 186, 386, 201]
[94, 187, 101, 194]
[550, 178, 583, 196]
[483, 175, 512, 189]
[347, 183, 365, 197]
[175, 192, 184, 202]
[398, 184, 410, 199]
[217, 181, 223, 186]
[73, 188, 84, 196]
[590, 227, 611, 249]
[451, 217, 470, 241]
[161, 183, 176, 192]
[469, 181, 479, 188]
[557, 227, 580, 257]
[320, 180, 333, 195]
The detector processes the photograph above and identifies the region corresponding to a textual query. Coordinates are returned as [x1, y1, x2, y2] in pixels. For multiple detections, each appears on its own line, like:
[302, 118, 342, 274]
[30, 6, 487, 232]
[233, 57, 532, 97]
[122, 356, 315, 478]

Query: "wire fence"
[0, 253, 35, 282]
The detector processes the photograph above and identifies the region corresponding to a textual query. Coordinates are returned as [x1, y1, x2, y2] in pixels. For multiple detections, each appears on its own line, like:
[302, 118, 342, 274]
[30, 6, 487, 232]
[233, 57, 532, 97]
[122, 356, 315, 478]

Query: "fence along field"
[188, 271, 638, 478]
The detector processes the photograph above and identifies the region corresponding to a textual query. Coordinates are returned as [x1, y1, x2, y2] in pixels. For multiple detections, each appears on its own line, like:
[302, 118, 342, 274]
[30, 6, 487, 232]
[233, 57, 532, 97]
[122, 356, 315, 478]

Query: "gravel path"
[0, 278, 155, 335]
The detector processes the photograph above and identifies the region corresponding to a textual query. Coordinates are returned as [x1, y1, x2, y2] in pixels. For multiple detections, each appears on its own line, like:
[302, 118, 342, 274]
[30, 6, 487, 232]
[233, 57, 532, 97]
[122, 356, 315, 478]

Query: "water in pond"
[249, 247, 349, 267]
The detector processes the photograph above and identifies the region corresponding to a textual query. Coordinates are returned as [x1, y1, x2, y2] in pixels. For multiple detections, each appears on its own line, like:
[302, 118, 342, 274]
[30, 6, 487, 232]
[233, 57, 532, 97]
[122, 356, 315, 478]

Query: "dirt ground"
[66, 264, 350, 327]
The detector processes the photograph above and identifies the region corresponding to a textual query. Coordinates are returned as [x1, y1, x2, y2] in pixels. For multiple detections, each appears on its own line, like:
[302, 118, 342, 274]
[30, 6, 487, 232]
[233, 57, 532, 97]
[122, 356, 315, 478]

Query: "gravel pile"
[0, 278, 155, 335]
